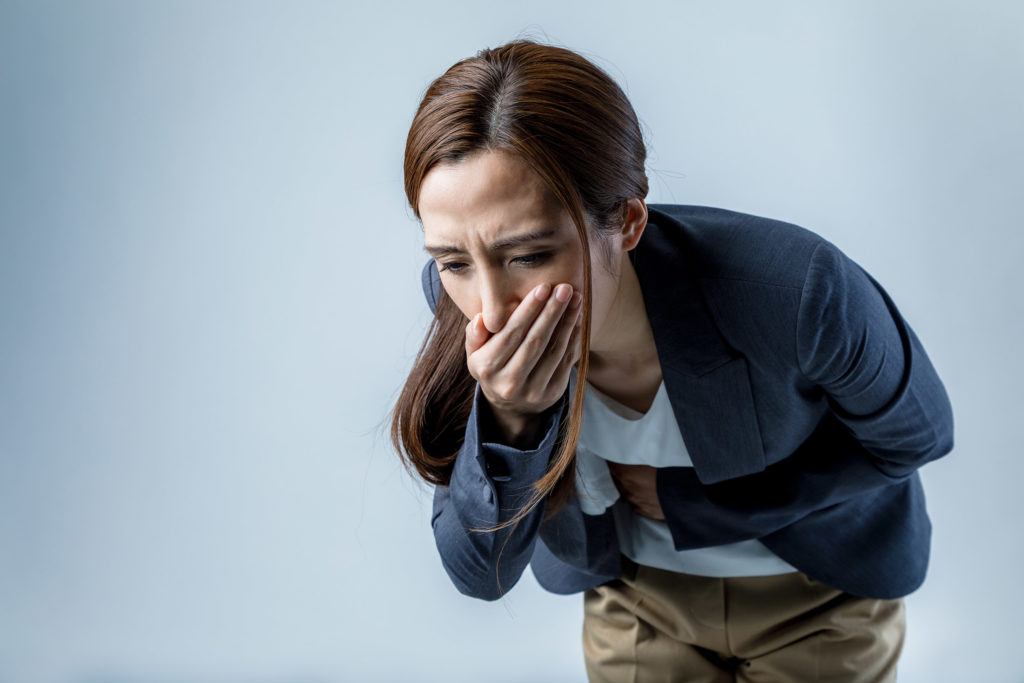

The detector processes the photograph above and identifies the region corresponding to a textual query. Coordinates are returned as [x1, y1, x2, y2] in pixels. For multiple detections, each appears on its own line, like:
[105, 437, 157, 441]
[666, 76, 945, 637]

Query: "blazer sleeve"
[657, 242, 954, 546]
[431, 387, 566, 600]
[419, 260, 566, 600]
[796, 241, 954, 471]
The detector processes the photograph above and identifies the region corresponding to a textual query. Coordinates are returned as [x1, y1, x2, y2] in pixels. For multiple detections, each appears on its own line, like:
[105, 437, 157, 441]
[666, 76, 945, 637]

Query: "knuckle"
[532, 387, 553, 406]
[475, 363, 494, 381]
[496, 379, 518, 401]
[520, 334, 543, 357]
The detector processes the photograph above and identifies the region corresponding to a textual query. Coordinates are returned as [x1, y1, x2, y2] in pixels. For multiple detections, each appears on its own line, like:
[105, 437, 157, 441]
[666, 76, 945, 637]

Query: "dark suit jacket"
[422, 204, 954, 600]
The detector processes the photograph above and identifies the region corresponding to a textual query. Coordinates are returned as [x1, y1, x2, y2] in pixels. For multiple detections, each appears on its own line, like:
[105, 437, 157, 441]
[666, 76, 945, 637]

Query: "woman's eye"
[513, 252, 550, 267]
[438, 261, 468, 274]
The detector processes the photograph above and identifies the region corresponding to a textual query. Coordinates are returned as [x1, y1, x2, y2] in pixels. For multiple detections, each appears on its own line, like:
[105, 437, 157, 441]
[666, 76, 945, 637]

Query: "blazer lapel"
[632, 217, 766, 484]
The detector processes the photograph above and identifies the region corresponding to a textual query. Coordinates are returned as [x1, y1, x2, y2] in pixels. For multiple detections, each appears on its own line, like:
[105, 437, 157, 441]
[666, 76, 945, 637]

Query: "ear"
[619, 198, 648, 251]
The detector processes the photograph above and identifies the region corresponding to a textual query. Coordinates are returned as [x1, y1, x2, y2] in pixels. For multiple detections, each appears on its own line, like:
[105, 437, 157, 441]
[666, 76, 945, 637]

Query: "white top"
[573, 374, 797, 577]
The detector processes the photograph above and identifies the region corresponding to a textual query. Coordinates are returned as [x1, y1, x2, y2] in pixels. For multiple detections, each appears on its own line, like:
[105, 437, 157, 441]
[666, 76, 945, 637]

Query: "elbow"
[885, 382, 956, 471]
[455, 579, 505, 602]
[433, 522, 510, 601]
[913, 412, 955, 469]
[935, 411, 955, 459]
[926, 391, 955, 462]
[914, 350, 956, 463]
[430, 493, 536, 602]
[440, 555, 507, 602]
[871, 418, 954, 479]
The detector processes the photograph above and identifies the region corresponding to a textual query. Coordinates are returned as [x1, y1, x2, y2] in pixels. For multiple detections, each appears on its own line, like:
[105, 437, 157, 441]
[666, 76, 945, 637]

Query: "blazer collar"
[632, 212, 766, 484]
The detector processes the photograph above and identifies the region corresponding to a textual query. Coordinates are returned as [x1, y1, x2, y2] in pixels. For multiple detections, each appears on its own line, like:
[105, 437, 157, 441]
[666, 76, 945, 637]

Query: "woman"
[392, 39, 953, 682]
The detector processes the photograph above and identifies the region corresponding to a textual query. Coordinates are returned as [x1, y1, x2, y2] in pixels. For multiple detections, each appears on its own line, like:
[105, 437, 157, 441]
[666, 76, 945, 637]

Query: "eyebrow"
[424, 228, 558, 257]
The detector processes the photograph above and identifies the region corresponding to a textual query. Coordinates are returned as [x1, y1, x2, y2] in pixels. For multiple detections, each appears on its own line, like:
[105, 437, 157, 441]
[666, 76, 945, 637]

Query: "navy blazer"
[422, 204, 954, 600]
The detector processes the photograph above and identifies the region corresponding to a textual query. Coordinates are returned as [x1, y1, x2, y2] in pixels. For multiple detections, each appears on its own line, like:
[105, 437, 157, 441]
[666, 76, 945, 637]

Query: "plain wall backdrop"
[1, 1, 1022, 681]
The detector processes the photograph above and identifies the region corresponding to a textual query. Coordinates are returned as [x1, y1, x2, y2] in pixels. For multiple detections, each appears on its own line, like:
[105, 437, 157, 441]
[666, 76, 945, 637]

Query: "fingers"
[543, 310, 583, 404]
[607, 463, 665, 520]
[502, 283, 577, 379]
[465, 281, 581, 415]
[530, 292, 582, 389]
[483, 282, 558, 370]
[465, 313, 490, 355]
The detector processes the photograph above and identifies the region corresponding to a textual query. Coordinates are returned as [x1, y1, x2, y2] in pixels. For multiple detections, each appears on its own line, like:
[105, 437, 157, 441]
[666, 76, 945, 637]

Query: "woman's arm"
[795, 241, 953, 473]
[656, 241, 954, 547]
[419, 261, 582, 599]
[431, 388, 566, 600]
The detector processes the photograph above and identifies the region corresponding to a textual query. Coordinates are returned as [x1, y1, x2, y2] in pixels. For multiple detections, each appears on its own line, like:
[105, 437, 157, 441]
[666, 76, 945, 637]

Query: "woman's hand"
[465, 282, 583, 448]
[607, 462, 665, 520]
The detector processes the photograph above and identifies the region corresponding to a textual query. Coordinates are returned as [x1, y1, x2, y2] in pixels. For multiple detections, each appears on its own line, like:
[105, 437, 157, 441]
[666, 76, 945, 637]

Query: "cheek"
[439, 280, 474, 319]
[561, 250, 586, 293]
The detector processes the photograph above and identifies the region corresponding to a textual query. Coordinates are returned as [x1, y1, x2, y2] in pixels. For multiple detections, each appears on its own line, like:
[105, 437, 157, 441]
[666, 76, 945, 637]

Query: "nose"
[478, 271, 519, 334]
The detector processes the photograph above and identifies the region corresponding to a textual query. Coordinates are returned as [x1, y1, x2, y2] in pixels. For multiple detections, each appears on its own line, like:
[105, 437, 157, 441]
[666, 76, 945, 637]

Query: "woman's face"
[418, 150, 626, 342]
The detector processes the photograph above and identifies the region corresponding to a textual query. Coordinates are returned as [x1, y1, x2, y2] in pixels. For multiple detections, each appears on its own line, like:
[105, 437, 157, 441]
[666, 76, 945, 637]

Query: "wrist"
[481, 398, 558, 451]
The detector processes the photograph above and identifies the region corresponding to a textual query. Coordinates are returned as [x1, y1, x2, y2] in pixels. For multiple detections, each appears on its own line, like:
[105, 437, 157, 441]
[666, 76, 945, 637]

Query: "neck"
[588, 255, 658, 373]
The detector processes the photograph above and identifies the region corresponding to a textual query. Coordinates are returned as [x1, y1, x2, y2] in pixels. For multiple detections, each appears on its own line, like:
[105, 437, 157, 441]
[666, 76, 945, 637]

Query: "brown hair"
[391, 40, 648, 532]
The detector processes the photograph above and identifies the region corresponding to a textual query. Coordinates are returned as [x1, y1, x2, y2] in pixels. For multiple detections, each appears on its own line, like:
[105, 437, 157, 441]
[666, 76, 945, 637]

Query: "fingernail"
[534, 283, 552, 301]
[570, 292, 582, 309]
[554, 284, 571, 302]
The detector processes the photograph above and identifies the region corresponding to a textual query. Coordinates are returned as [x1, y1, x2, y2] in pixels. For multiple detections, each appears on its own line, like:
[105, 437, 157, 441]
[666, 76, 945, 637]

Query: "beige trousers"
[583, 557, 905, 682]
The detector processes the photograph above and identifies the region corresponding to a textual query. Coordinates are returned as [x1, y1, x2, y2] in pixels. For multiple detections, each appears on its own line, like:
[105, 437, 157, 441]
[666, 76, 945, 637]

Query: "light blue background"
[1, 1, 1021, 681]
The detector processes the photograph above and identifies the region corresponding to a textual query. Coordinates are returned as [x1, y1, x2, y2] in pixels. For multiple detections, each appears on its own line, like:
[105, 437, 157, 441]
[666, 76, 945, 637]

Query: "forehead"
[418, 151, 569, 245]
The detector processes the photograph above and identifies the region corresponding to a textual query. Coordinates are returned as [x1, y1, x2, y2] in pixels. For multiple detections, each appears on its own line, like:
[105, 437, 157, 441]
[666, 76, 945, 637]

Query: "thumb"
[465, 313, 489, 354]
